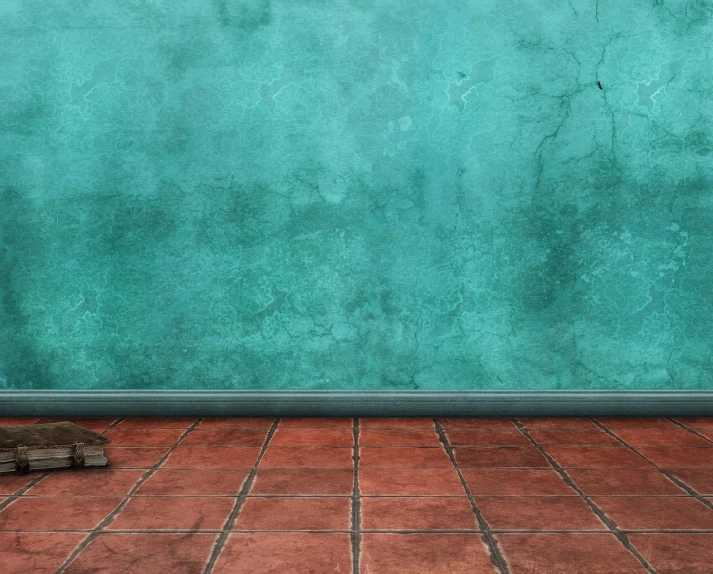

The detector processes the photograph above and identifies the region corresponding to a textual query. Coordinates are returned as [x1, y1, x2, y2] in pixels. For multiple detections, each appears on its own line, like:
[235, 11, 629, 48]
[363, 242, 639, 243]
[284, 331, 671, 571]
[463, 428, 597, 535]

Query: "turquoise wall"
[1, 1, 712, 390]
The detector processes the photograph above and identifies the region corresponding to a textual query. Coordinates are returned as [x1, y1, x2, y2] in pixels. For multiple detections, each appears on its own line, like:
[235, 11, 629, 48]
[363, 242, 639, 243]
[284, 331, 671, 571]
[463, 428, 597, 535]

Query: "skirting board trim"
[1, 390, 713, 417]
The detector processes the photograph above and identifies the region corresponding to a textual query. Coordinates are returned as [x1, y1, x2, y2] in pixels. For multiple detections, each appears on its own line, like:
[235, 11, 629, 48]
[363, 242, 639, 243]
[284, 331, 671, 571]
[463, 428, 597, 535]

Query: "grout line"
[97, 448, 711, 452]
[351, 417, 360, 574]
[105, 418, 126, 431]
[511, 418, 657, 574]
[55, 417, 201, 573]
[202, 418, 280, 574]
[359, 528, 713, 533]
[6, 527, 713, 534]
[12, 494, 711, 500]
[86, 464, 713, 470]
[590, 418, 713, 513]
[433, 419, 510, 574]
[666, 418, 713, 445]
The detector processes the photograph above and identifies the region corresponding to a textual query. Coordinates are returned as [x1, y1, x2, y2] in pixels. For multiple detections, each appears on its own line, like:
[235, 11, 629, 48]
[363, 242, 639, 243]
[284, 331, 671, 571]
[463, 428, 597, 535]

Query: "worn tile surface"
[2, 416, 713, 573]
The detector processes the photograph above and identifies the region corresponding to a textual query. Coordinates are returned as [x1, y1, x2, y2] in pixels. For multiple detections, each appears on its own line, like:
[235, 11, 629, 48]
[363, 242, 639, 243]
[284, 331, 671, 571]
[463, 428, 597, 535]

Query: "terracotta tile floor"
[1, 417, 713, 573]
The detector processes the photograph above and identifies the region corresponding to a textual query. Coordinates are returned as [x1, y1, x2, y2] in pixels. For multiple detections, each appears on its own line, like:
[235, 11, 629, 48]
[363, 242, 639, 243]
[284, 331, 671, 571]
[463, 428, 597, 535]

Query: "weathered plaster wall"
[1, 0, 712, 389]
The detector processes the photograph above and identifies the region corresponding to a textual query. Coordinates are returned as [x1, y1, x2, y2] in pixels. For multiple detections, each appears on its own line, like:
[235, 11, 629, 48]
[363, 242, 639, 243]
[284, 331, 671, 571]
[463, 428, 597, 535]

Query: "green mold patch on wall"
[1, 0, 712, 390]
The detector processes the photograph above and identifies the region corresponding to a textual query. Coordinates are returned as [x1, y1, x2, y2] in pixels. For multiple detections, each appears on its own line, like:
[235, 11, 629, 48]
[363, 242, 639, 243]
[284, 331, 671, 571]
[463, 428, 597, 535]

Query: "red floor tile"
[0, 471, 45, 495]
[0, 418, 42, 425]
[359, 429, 442, 447]
[64, 533, 217, 573]
[197, 418, 274, 428]
[496, 533, 648, 573]
[453, 447, 551, 468]
[233, 497, 351, 530]
[545, 447, 652, 468]
[0, 533, 85, 573]
[250, 469, 354, 495]
[461, 469, 576, 495]
[103, 428, 185, 447]
[636, 447, 713, 468]
[359, 447, 453, 468]
[360, 497, 477, 530]
[24, 469, 145, 497]
[12, 416, 713, 574]
[629, 533, 713, 574]
[595, 418, 678, 429]
[611, 429, 712, 447]
[516, 417, 597, 428]
[566, 470, 687, 496]
[260, 447, 354, 468]
[445, 429, 531, 446]
[107, 497, 234, 530]
[162, 447, 261, 469]
[179, 429, 268, 447]
[278, 418, 353, 428]
[438, 417, 516, 429]
[359, 469, 465, 496]
[668, 469, 713, 495]
[361, 418, 435, 429]
[360, 533, 497, 573]
[528, 429, 621, 446]
[269, 429, 353, 447]
[104, 447, 169, 469]
[477, 496, 606, 530]
[672, 418, 713, 428]
[115, 418, 198, 429]
[0, 497, 121, 531]
[592, 496, 713, 530]
[134, 469, 250, 496]
[213, 533, 352, 573]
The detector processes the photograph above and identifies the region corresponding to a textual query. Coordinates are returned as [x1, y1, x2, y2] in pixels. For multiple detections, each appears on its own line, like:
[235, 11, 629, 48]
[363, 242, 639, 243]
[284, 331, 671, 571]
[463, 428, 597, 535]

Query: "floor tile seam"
[193, 427, 280, 430]
[495, 529, 713, 534]
[12, 493, 709, 499]
[54, 417, 203, 573]
[351, 417, 360, 574]
[589, 419, 713, 515]
[514, 425, 603, 429]
[0, 417, 128, 512]
[14, 494, 358, 498]
[79, 465, 268, 471]
[359, 443, 443, 450]
[248, 494, 470, 498]
[528, 445, 713, 449]
[590, 419, 689, 427]
[433, 418, 510, 574]
[511, 418, 657, 574]
[109, 427, 201, 430]
[105, 444, 713, 449]
[48, 465, 672, 472]
[8, 528, 713, 534]
[666, 418, 713, 445]
[11, 493, 358, 499]
[170, 445, 353, 448]
[471, 494, 701, 498]
[0, 529, 486, 534]
[102, 465, 713, 469]
[120, 424, 261, 427]
[202, 417, 281, 574]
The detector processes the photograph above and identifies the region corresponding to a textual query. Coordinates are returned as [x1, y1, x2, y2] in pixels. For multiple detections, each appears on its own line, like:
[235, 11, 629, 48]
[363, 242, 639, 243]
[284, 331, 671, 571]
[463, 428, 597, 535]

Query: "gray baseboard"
[1, 390, 713, 417]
